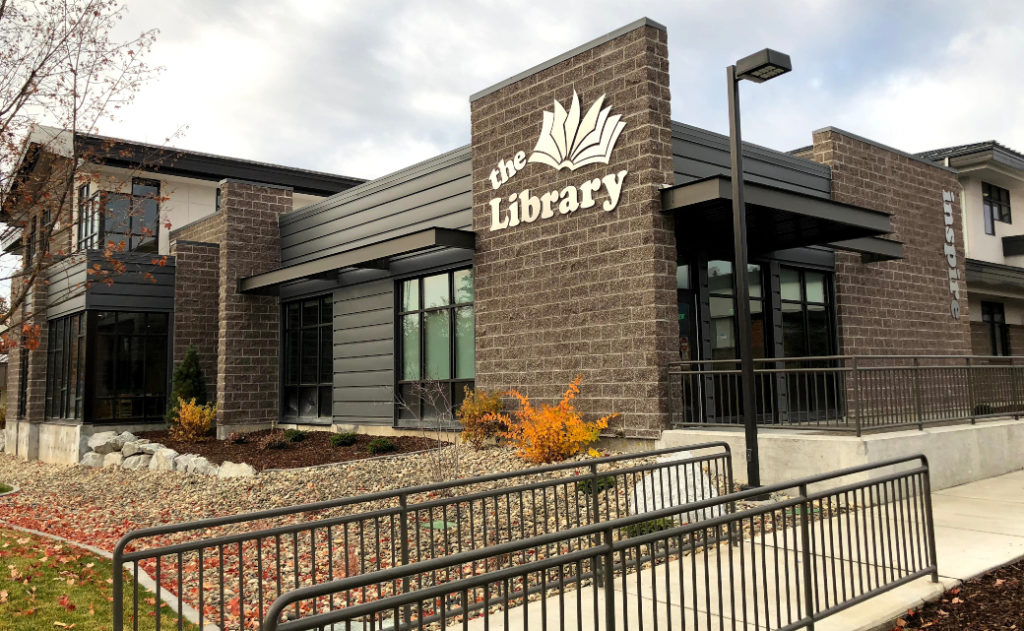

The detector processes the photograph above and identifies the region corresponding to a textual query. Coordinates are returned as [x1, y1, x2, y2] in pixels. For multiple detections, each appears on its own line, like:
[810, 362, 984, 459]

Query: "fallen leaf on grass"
[54, 623, 76, 629]
[58, 593, 76, 611]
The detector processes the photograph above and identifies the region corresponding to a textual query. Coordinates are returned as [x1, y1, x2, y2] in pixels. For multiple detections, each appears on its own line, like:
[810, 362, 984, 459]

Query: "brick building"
[4, 19, 1017, 468]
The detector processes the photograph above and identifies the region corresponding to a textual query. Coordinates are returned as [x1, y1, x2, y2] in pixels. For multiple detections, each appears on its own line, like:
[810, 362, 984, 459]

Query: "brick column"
[470, 20, 677, 438]
[169, 239, 221, 399]
[215, 179, 292, 435]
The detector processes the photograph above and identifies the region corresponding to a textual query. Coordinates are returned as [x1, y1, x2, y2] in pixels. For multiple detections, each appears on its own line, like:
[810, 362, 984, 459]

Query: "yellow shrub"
[170, 396, 216, 442]
[457, 387, 508, 449]
[503, 376, 616, 464]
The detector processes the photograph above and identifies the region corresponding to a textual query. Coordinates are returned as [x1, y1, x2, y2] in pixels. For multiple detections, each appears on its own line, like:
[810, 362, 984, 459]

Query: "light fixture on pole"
[727, 48, 791, 490]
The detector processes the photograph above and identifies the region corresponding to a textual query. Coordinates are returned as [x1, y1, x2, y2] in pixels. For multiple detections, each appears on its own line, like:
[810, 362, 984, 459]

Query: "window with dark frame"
[281, 295, 333, 422]
[397, 268, 474, 425]
[76, 178, 160, 252]
[25, 216, 36, 266]
[982, 301, 1010, 356]
[779, 266, 834, 358]
[17, 344, 28, 419]
[91, 311, 169, 423]
[983, 182, 1011, 236]
[45, 313, 86, 420]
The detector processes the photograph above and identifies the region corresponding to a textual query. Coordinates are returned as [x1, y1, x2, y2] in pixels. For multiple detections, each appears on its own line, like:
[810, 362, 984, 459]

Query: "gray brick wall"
[470, 23, 677, 438]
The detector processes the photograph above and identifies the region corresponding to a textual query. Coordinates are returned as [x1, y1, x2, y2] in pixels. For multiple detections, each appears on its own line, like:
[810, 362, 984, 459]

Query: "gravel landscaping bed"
[136, 429, 443, 470]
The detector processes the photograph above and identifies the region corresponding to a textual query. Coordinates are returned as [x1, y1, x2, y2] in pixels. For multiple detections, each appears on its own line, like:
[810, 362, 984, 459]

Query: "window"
[77, 178, 160, 252]
[91, 311, 169, 422]
[17, 345, 28, 419]
[706, 260, 765, 360]
[282, 295, 333, 421]
[45, 313, 86, 420]
[397, 268, 474, 424]
[983, 182, 1011, 235]
[982, 301, 1010, 356]
[780, 267, 834, 357]
[215, 188, 221, 213]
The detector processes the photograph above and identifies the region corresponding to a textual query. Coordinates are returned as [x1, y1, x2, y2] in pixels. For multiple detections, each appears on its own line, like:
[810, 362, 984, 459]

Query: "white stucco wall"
[961, 172, 1024, 265]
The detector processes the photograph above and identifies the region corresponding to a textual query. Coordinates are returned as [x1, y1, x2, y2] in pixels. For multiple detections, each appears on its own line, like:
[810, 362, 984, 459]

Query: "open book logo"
[527, 92, 626, 172]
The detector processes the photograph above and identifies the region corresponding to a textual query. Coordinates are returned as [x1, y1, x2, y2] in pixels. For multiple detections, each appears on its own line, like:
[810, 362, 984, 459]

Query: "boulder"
[139, 442, 164, 455]
[149, 448, 178, 472]
[116, 431, 138, 445]
[80, 452, 104, 468]
[187, 456, 219, 476]
[121, 442, 148, 458]
[0, 430, 6, 453]
[173, 454, 198, 472]
[218, 461, 257, 479]
[102, 452, 124, 468]
[122, 454, 152, 471]
[87, 431, 121, 454]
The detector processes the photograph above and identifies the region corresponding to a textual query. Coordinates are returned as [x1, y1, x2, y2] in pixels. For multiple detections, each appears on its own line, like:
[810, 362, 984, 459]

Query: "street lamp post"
[727, 48, 792, 490]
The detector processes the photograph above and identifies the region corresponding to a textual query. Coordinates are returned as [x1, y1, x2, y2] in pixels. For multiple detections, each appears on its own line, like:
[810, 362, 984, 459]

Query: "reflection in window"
[397, 268, 474, 425]
[706, 260, 764, 360]
[282, 295, 333, 422]
[45, 313, 86, 420]
[780, 266, 833, 358]
[92, 311, 169, 422]
[77, 178, 160, 252]
[982, 301, 1010, 356]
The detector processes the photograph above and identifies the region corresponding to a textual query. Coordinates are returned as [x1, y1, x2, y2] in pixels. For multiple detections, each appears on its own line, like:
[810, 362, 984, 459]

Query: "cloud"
[99, 0, 1024, 179]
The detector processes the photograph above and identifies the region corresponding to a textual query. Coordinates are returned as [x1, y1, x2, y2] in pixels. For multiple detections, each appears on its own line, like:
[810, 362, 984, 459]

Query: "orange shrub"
[502, 376, 616, 464]
[170, 396, 216, 442]
[457, 387, 508, 449]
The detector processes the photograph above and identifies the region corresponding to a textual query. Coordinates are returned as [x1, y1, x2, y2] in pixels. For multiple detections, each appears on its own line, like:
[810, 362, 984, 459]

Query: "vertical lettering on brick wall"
[942, 190, 961, 319]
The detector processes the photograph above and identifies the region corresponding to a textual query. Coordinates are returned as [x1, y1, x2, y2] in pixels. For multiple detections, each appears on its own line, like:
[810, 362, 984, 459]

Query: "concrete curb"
[0, 521, 216, 631]
[0, 485, 19, 498]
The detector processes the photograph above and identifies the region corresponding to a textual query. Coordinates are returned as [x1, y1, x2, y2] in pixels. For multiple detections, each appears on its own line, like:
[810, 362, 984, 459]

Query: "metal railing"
[262, 455, 937, 631]
[113, 442, 732, 631]
[671, 354, 1024, 434]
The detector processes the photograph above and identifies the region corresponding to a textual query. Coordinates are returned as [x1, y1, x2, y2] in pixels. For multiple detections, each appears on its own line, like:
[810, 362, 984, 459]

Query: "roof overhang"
[238, 227, 476, 295]
[966, 258, 1024, 293]
[661, 175, 894, 256]
[828, 236, 903, 263]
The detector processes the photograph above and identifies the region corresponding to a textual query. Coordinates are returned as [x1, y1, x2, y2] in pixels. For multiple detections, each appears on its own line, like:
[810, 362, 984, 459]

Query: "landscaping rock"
[116, 431, 138, 445]
[80, 452, 103, 468]
[149, 448, 178, 472]
[218, 461, 257, 479]
[121, 442, 148, 458]
[0, 431, 6, 453]
[87, 431, 121, 454]
[122, 454, 152, 471]
[102, 453, 123, 468]
[139, 442, 163, 455]
[173, 454, 198, 472]
[187, 456, 218, 476]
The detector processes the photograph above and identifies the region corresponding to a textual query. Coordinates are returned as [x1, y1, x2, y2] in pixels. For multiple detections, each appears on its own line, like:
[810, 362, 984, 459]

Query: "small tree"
[167, 346, 207, 422]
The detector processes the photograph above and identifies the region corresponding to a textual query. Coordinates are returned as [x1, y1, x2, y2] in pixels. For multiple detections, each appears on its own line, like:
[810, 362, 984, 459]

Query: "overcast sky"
[96, 0, 1024, 181]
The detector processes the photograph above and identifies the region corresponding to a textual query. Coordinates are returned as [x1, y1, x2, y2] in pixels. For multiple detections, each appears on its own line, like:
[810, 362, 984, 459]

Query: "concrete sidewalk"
[462, 468, 1024, 631]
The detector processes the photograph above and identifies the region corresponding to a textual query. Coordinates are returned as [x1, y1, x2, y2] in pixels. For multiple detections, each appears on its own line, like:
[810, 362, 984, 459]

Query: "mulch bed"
[136, 429, 444, 470]
[892, 556, 1024, 630]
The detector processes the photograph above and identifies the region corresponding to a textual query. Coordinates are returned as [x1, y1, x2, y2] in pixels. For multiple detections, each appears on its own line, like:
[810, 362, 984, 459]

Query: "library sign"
[487, 92, 629, 231]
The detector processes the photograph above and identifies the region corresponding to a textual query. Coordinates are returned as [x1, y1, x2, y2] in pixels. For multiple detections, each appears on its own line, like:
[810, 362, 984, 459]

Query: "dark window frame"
[779, 265, 836, 358]
[983, 182, 1011, 236]
[981, 301, 1011, 356]
[395, 267, 474, 427]
[281, 294, 333, 423]
[44, 312, 87, 420]
[76, 178, 161, 252]
[89, 310, 170, 424]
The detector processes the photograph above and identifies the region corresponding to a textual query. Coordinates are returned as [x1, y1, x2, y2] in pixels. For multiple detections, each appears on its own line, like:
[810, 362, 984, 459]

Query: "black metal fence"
[261, 455, 937, 631]
[112, 442, 732, 631]
[672, 354, 1024, 434]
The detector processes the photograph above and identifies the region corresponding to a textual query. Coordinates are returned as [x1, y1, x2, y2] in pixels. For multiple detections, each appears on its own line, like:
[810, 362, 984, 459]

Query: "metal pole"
[728, 64, 761, 489]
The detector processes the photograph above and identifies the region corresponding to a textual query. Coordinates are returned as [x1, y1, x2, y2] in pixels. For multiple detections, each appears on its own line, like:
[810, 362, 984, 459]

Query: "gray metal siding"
[332, 278, 394, 425]
[672, 122, 831, 198]
[280, 147, 472, 266]
[44, 251, 175, 318]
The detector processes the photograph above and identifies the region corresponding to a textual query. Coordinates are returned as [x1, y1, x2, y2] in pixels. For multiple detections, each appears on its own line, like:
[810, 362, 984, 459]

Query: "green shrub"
[620, 517, 676, 538]
[367, 437, 396, 455]
[576, 475, 617, 495]
[167, 347, 208, 423]
[330, 432, 358, 447]
[283, 429, 307, 442]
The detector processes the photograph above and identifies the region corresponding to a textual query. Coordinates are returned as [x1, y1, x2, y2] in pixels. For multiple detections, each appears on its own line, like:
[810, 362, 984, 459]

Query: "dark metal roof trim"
[661, 175, 892, 234]
[966, 258, 1024, 292]
[469, 18, 666, 102]
[828, 236, 904, 263]
[238, 227, 476, 295]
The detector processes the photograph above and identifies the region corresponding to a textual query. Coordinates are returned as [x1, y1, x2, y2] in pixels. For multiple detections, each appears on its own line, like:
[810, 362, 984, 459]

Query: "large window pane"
[86, 311, 169, 423]
[423, 273, 450, 309]
[805, 272, 825, 304]
[781, 268, 801, 301]
[280, 293, 335, 421]
[402, 279, 419, 312]
[320, 327, 332, 383]
[402, 314, 420, 380]
[707, 260, 733, 295]
[423, 310, 450, 379]
[455, 306, 474, 379]
[301, 329, 319, 383]
[453, 269, 474, 304]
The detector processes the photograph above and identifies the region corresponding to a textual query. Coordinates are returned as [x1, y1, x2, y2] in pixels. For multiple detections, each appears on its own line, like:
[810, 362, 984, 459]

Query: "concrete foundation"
[659, 418, 1024, 491]
[3, 419, 170, 465]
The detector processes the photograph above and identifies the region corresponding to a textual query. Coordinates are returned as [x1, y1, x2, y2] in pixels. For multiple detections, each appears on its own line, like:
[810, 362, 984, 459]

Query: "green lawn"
[0, 483, 12, 494]
[0, 528, 196, 630]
